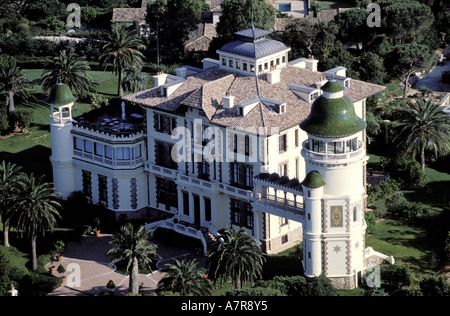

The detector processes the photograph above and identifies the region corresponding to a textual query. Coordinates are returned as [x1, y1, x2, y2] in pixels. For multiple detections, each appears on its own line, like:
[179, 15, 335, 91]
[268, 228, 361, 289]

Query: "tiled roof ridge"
[202, 73, 237, 120]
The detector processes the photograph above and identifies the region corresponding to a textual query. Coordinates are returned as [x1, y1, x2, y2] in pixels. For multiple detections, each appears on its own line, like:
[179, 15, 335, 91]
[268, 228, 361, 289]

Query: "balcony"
[302, 140, 364, 162]
[178, 174, 215, 191]
[217, 183, 253, 200]
[253, 193, 304, 222]
[145, 162, 178, 180]
[73, 150, 144, 169]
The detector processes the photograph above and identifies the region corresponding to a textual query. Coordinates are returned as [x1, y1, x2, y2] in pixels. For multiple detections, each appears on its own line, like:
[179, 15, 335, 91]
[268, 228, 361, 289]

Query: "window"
[94, 143, 103, 156]
[230, 198, 253, 229]
[82, 170, 92, 200]
[134, 145, 141, 159]
[353, 207, 358, 222]
[98, 175, 108, 205]
[222, 58, 226, 66]
[233, 163, 239, 184]
[281, 235, 288, 244]
[295, 129, 299, 147]
[84, 140, 93, 153]
[279, 134, 287, 152]
[233, 134, 238, 153]
[156, 177, 178, 209]
[245, 166, 253, 187]
[243, 63, 247, 71]
[74, 137, 82, 150]
[229, 59, 233, 68]
[245, 135, 250, 156]
[105, 146, 113, 159]
[235, 60, 240, 69]
[183, 191, 189, 215]
[279, 163, 288, 176]
[116, 147, 130, 160]
[204, 197, 211, 222]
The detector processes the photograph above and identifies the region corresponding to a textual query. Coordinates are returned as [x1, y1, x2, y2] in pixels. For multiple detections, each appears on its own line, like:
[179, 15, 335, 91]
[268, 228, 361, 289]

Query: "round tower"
[300, 80, 368, 289]
[47, 82, 76, 199]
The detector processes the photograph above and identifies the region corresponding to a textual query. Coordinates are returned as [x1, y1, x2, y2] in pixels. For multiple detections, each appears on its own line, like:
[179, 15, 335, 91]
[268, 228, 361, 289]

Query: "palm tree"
[13, 174, 62, 271]
[41, 49, 94, 99]
[99, 24, 145, 97]
[0, 161, 25, 247]
[0, 55, 30, 113]
[107, 223, 158, 295]
[207, 226, 265, 290]
[123, 65, 148, 93]
[158, 258, 212, 296]
[394, 97, 450, 172]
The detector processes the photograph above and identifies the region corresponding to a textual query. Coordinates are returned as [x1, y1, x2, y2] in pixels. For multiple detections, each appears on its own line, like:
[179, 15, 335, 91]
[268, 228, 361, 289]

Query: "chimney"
[222, 91, 235, 109]
[267, 66, 281, 85]
[176, 65, 187, 78]
[305, 56, 318, 72]
[153, 71, 167, 87]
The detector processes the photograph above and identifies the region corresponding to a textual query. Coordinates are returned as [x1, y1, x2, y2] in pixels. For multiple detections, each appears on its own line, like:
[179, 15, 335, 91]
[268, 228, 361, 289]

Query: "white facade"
[50, 27, 386, 289]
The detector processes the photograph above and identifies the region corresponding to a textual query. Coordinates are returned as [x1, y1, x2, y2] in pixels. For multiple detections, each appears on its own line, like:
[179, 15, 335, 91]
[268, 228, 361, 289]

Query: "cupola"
[299, 80, 366, 137]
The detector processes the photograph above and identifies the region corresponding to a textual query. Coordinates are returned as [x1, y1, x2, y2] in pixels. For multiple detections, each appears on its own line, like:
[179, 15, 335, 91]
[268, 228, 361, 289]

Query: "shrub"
[367, 179, 401, 204]
[269, 173, 280, 181]
[18, 272, 62, 296]
[279, 175, 289, 184]
[365, 211, 376, 236]
[384, 158, 427, 189]
[0, 110, 10, 133]
[10, 109, 33, 130]
[419, 274, 449, 296]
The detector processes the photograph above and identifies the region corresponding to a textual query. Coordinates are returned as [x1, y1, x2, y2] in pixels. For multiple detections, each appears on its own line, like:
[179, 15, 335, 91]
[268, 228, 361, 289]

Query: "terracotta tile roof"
[122, 66, 386, 135]
[112, 8, 146, 23]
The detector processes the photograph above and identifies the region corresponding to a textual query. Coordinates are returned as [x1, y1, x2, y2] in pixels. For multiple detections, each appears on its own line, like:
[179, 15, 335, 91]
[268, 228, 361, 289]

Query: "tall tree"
[207, 226, 265, 290]
[0, 55, 30, 113]
[216, 0, 275, 38]
[386, 43, 435, 96]
[381, 0, 435, 45]
[13, 174, 62, 271]
[333, 7, 377, 50]
[147, 0, 209, 64]
[99, 24, 145, 97]
[0, 161, 25, 247]
[41, 49, 94, 99]
[158, 258, 212, 296]
[209, 0, 276, 56]
[393, 98, 450, 172]
[107, 223, 158, 295]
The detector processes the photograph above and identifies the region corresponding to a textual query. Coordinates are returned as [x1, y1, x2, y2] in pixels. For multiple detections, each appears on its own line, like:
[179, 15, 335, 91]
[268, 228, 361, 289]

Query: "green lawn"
[312, 0, 354, 9]
[365, 219, 434, 272]
[0, 69, 128, 178]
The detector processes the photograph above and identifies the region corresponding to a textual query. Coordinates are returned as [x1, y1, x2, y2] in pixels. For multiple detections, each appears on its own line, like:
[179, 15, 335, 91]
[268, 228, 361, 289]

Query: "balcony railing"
[73, 150, 144, 169]
[302, 140, 364, 161]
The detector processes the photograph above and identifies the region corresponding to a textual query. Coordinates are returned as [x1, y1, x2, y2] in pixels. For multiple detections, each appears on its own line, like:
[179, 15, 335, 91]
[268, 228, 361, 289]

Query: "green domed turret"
[46, 83, 76, 106]
[301, 170, 326, 188]
[300, 80, 366, 137]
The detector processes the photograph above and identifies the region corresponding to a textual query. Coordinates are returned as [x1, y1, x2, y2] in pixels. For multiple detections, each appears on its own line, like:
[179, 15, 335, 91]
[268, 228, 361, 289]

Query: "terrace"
[72, 102, 145, 139]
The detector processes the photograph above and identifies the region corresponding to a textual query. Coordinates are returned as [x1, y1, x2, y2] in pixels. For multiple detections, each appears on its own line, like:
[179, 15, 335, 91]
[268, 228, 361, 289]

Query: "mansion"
[48, 27, 387, 289]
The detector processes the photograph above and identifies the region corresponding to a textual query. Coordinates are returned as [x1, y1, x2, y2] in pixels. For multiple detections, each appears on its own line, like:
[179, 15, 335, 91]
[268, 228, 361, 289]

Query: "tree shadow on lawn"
[0, 145, 53, 181]
[402, 181, 450, 210]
